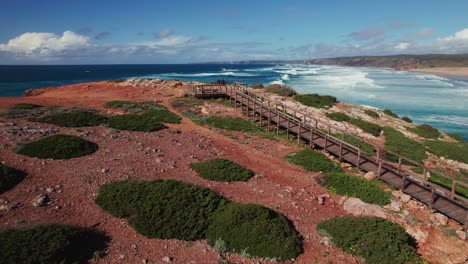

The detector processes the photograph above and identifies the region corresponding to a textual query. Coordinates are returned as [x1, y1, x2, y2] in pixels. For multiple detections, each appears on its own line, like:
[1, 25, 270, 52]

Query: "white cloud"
[0, 31, 89, 57]
[394, 42, 410, 50]
[441, 28, 468, 41]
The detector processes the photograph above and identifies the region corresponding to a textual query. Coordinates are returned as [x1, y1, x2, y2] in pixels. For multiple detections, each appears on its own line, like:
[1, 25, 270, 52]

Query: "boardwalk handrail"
[190, 84, 468, 209]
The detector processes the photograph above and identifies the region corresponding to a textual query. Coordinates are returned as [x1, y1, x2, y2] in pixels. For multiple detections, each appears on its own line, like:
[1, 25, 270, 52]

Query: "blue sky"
[1, 0, 468, 64]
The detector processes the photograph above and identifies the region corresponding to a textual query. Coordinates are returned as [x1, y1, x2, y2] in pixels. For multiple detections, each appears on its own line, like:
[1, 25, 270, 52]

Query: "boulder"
[400, 193, 412, 203]
[363, 171, 376, 181]
[430, 213, 449, 226]
[456, 230, 466, 241]
[318, 194, 330, 205]
[32, 194, 48, 207]
[343, 197, 386, 218]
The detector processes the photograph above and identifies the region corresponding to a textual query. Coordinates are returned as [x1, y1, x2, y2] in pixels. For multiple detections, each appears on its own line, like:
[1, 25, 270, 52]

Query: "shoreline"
[407, 67, 468, 80]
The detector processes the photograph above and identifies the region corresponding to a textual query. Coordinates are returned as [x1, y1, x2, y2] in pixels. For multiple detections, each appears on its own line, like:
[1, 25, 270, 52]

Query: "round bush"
[190, 159, 254, 182]
[108, 114, 166, 132]
[37, 111, 108, 127]
[0, 164, 26, 194]
[286, 149, 343, 173]
[206, 203, 303, 260]
[14, 135, 98, 159]
[95, 180, 225, 241]
[326, 112, 351, 122]
[0, 224, 109, 264]
[317, 217, 420, 264]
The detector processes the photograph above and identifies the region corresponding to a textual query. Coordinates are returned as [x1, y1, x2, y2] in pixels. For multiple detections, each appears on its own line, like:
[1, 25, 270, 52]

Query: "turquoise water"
[0, 64, 467, 140]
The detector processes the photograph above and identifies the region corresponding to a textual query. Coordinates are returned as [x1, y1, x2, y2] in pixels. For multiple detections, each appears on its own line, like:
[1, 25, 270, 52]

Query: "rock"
[142, 259, 148, 264]
[46, 187, 54, 193]
[391, 190, 402, 198]
[407, 227, 428, 244]
[430, 213, 449, 226]
[318, 194, 330, 205]
[101, 168, 110, 174]
[340, 162, 352, 168]
[455, 230, 466, 241]
[400, 193, 412, 203]
[387, 200, 401, 211]
[343, 197, 386, 218]
[162, 256, 173, 263]
[363, 171, 376, 181]
[33, 194, 48, 207]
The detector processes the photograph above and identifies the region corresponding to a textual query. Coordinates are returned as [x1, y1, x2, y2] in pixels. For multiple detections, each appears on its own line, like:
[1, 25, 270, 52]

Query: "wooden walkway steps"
[189, 84, 468, 227]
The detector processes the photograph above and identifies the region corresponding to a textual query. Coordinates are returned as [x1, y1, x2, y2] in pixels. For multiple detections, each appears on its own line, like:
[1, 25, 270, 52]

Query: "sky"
[1, 0, 468, 64]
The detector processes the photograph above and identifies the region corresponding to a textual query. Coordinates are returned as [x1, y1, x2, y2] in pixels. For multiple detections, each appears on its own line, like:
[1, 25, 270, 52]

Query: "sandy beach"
[409, 67, 468, 78]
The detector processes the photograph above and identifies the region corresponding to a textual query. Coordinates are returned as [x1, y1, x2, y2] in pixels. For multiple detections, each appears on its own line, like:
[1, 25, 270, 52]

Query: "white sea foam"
[161, 71, 257, 77]
[270, 79, 285, 85]
[281, 74, 290, 81]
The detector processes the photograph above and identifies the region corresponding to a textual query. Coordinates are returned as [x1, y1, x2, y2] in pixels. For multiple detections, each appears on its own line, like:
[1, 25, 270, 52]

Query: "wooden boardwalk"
[189, 84, 468, 227]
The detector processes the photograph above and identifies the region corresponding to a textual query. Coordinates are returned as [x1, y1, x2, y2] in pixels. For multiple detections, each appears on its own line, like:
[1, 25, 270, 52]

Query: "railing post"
[247, 96, 250, 117]
[287, 119, 290, 139]
[377, 160, 382, 178]
[310, 128, 315, 149]
[339, 133, 344, 161]
[253, 98, 256, 122]
[357, 148, 361, 168]
[452, 181, 457, 198]
[297, 122, 301, 144]
[430, 188, 435, 210]
[276, 113, 280, 135]
[267, 107, 271, 131]
[402, 174, 407, 190]
[398, 157, 402, 174]
[324, 134, 328, 150]
[234, 90, 238, 108]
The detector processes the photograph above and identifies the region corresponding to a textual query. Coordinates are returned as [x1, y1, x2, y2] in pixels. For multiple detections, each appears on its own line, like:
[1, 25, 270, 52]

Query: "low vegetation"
[383, 127, 427, 164]
[36, 111, 109, 127]
[265, 84, 297, 97]
[10, 103, 43, 110]
[364, 109, 379, 118]
[408, 124, 441, 139]
[411, 167, 468, 198]
[190, 159, 254, 182]
[0, 224, 109, 264]
[317, 173, 390, 205]
[326, 112, 351, 122]
[294, 94, 337, 109]
[170, 95, 203, 110]
[0, 164, 26, 194]
[286, 149, 343, 173]
[104, 100, 140, 109]
[424, 140, 468, 164]
[95, 180, 224, 241]
[383, 109, 399, 118]
[349, 118, 383, 137]
[192, 114, 259, 132]
[448, 133, 464, 142]
[316, 217, 420, 264]
[334, 132, 375, 154]
[250, 83, 264, 89]
[206, 203, 303, 260]
[108, 114, 166, 132]
[14, 135, 98, 159]
[402, 116, 413, 123]
[95, 180, 302, 260]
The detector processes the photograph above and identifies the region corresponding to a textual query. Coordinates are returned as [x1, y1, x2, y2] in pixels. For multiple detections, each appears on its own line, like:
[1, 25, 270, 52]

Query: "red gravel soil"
[0, 81, 372, 263]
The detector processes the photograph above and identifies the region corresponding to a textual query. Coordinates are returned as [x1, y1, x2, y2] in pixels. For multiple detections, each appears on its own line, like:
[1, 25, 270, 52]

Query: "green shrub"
[349, 118, 383, 137]
[206, 203, 302, 260]
[364, 109, 379, 118]
[316, 217, 420, 264]
[191, 159, 254, 182]
[104, 100, 139, 109]
[293, 94, 337, 109]
[326, 112, 351, 122]
[334, 132, 375, 154]
[36, 111, 108, 127]
[286, 149, 343, 173]
[383, 109, 399, 118]
[383, 127, 427, 163]
[408, 124, 441, 139]
[0, 224, 109, 264]
[424, 140, 468, 164]
[448, 133, 464, 142]
[140, 108, 181, 124]
[0, 165, 26, 194]
[198, 116, 258, 132]
[10, 103, 42, 110]
[318, 173, 390, 205]
[265, 84, 297, 97]
[250, 83, 264, 89]
[95, 180, 225, 241]
[402, 116, 413, 123]
[170, 96, 203, 109]
[107, 114, 166, 132]
[14, 135, 98, 159]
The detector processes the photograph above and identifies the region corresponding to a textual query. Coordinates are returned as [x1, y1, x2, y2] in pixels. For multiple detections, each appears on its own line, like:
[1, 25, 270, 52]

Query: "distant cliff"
[305, 54, 468, 70]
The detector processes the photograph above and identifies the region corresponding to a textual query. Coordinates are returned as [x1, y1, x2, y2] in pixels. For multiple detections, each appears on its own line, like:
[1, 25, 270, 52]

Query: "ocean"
[0, 64, 467, 140]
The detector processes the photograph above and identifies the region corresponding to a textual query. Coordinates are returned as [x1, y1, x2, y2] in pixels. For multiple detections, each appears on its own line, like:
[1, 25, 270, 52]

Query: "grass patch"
[326, 112, 351, 122]
[286, 149, 343, 173]
[14, 135, 98, 159]
[211, 97, 235, 108]
[316, 217, 420, 264]
[364, 109, 379, 118]
[104, 100, 139, 109]
[383, 109, 399, 118]
[190, 159, 254, 182]
[411, 167, 468, 198]
[36, 111, 108, 127]
[107, 114, 166, 132]
[195, 115, 259, 132]
[265, 84, 297, 97]
[0, 164, 26, 194]
[408, 124, 441, 139]
[95, 180, 225, 241]
[383, 127, 427, 164]
[334, 132, 375, 154]
[349, 118, 383, 137]
[294, 94, 337, 109]
[104, 100, 176, 116]
[10, 103, 43, 110]
[317, 173, 390, 205]
[250, 83, 264, 89]
[140, 108, 181, 124]
[0, 224, 109, 264]
[206, 203, 302, 260]
[170, 95, 203, 110]
[402, 116, 413, 123]
[425, 140, 468, 164]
